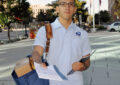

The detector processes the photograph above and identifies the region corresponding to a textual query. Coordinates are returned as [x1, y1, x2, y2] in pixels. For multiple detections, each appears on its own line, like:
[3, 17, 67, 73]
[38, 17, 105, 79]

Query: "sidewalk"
[0, 30, 29, 45]
[0, 30, 29, 41]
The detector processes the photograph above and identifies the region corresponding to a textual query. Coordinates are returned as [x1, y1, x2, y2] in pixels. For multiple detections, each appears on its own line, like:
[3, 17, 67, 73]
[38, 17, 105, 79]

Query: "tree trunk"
[24, 24, 28, 38]
[7, 25, 11, 41]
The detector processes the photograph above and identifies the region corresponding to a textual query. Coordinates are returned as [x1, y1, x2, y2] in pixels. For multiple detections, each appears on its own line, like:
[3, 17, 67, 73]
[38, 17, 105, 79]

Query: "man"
[32, 0, 91, 85]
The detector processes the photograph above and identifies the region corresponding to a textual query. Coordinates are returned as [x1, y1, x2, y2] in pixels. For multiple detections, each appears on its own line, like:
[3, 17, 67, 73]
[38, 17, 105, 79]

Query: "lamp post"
[92, 0, 96, 32]
[79, 14, 82, 27]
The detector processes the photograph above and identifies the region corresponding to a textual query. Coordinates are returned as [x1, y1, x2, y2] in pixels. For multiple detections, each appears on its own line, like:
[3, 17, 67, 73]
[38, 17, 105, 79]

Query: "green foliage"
[0, 14, 8, 24]
[47, 0, 88, 23]
[37, 9, 57, 23]
[90, 25, 106, 31]
[96, 25, 106, 31]
[0, 0, 15, 25]
[37, 10, 45, 22]
[75, 0, 88, 22]
[100, 11, 111, 22]
[45, 9, 57, 22]
[0, 0, 32, 40]
[0, 5, 5, 12]
[11, 0, 32, 24]
[113, 0, 120, 18]
[95, 10, 111, 24]
[0, 0, 16, 40]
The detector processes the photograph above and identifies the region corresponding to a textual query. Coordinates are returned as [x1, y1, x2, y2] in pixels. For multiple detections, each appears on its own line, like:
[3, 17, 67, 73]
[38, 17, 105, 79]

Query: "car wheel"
[110, 29, 115, 32]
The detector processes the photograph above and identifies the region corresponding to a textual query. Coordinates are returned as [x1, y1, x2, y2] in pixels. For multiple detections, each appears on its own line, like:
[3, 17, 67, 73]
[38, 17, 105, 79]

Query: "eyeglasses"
[58, 2, 75, 7]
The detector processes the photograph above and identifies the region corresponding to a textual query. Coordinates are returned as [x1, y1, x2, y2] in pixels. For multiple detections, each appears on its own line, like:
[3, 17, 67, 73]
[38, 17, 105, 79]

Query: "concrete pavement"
[83, 32, 120, 85]
[0, 31, 120, 85]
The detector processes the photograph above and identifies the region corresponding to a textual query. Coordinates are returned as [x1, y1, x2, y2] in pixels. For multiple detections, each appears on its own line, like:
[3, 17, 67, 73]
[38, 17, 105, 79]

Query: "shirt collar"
[52, 18, 75, 30]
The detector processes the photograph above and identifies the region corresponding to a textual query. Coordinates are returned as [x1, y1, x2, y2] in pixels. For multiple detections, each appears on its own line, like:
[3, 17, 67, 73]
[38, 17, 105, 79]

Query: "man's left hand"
[72, 62, 85, 71]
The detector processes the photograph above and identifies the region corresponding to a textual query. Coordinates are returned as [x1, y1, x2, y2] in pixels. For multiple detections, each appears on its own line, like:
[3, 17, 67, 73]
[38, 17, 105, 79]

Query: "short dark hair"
[57, 0, 76, 6]
[57, 0, 75, 2]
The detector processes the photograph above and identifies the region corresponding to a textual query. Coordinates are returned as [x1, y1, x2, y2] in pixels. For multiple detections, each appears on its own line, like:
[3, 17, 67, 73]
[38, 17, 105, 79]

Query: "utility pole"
[92, 0, 96, 32]
[99, 0, 101, 26]
[79, 15, 82, 27]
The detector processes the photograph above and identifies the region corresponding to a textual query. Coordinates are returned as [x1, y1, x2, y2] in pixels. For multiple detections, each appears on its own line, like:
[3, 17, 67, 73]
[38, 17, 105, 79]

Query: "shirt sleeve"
[33, 26, 47, 49]
[82, 31, 92, 57]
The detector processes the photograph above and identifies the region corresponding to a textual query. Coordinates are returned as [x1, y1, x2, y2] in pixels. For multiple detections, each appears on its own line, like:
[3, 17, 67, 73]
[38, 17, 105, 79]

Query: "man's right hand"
[39, 63, 47, 69]
[32, 45, 44, 65]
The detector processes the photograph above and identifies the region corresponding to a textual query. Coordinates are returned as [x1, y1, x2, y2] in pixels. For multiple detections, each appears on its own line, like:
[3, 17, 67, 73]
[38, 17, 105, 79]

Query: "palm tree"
[75, 0, 89, 25]
[0, 0, 32, 40]
[47, 0, 88, 25]
[0, 0, 16, 41]
[11, 0, 32, 37]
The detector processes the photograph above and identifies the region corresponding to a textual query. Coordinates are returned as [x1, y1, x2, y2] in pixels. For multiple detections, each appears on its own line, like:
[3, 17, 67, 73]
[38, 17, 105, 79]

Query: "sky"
[85, 0, 108, 15]
[27, 0, 108, 15]
[26, 0, 56, 5]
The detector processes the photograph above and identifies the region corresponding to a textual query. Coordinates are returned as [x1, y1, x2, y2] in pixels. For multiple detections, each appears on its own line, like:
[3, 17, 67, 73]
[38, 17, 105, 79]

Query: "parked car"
[107, 22, 120, 32]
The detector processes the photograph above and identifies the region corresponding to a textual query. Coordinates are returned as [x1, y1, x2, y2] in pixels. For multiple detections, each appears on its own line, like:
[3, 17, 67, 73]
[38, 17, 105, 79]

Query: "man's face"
[56, 0, 76, 20]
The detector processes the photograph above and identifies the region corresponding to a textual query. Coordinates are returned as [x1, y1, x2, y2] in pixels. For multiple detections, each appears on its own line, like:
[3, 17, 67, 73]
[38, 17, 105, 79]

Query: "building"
[108, 0, 115, 14]
[30, 5, 52, 18]
[27, 0, 55, 18]
[108, 0, 119, 21]
[83, 0, 108, 15]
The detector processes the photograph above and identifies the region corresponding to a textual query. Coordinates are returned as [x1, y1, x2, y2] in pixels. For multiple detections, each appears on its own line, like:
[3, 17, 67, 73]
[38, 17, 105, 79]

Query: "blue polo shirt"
[34, 18, 91, 85]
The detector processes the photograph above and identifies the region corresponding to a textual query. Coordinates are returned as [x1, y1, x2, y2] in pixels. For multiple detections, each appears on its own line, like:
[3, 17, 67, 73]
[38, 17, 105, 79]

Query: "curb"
[0, 36, 28, 45]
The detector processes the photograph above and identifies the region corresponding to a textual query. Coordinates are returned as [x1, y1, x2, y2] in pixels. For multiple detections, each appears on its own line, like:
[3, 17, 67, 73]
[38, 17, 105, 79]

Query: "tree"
[44, 9, 57, 23]
[0, 0, 17, 41]
[113, 0, 120, 20]
[37, 9, 57, 23]
[75, 0, 89, 25]
[0, 0, 32, 40]
[95, 14, 99, 24]
[95, 11, 111, 24]
[37, 10, 46, 22]
[100, 11, 111, 23]
[11, 0, 32, 37]
[47, 0, 88, 25]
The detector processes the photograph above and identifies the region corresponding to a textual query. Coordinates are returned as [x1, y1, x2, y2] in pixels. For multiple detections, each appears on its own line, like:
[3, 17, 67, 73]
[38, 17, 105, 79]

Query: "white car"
[107, 22, 120, 32]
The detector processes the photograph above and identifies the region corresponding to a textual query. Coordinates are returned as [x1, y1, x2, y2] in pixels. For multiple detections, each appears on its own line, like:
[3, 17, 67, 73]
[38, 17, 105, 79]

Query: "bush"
[90, 25, 107, 31]
[96, 25, 107, 31]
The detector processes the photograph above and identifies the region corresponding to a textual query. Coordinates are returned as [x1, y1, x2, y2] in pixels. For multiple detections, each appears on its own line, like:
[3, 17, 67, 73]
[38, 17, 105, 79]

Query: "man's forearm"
[32, 50, 42, 63]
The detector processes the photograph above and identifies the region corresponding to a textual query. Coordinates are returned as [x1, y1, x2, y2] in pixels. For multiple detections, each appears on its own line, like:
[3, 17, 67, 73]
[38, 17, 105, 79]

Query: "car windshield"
[114, 23, 120, 26]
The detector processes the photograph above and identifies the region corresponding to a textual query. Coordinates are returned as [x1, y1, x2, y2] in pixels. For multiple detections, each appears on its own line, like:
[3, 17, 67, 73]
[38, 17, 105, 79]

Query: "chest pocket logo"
[72, 31, 81, 45]
[76, 32, 81, 36]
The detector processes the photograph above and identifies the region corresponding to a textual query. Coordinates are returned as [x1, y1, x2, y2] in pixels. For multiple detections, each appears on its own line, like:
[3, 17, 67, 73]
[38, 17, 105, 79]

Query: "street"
[0, 31, 120, 85]
[0, 39, 34, 85]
